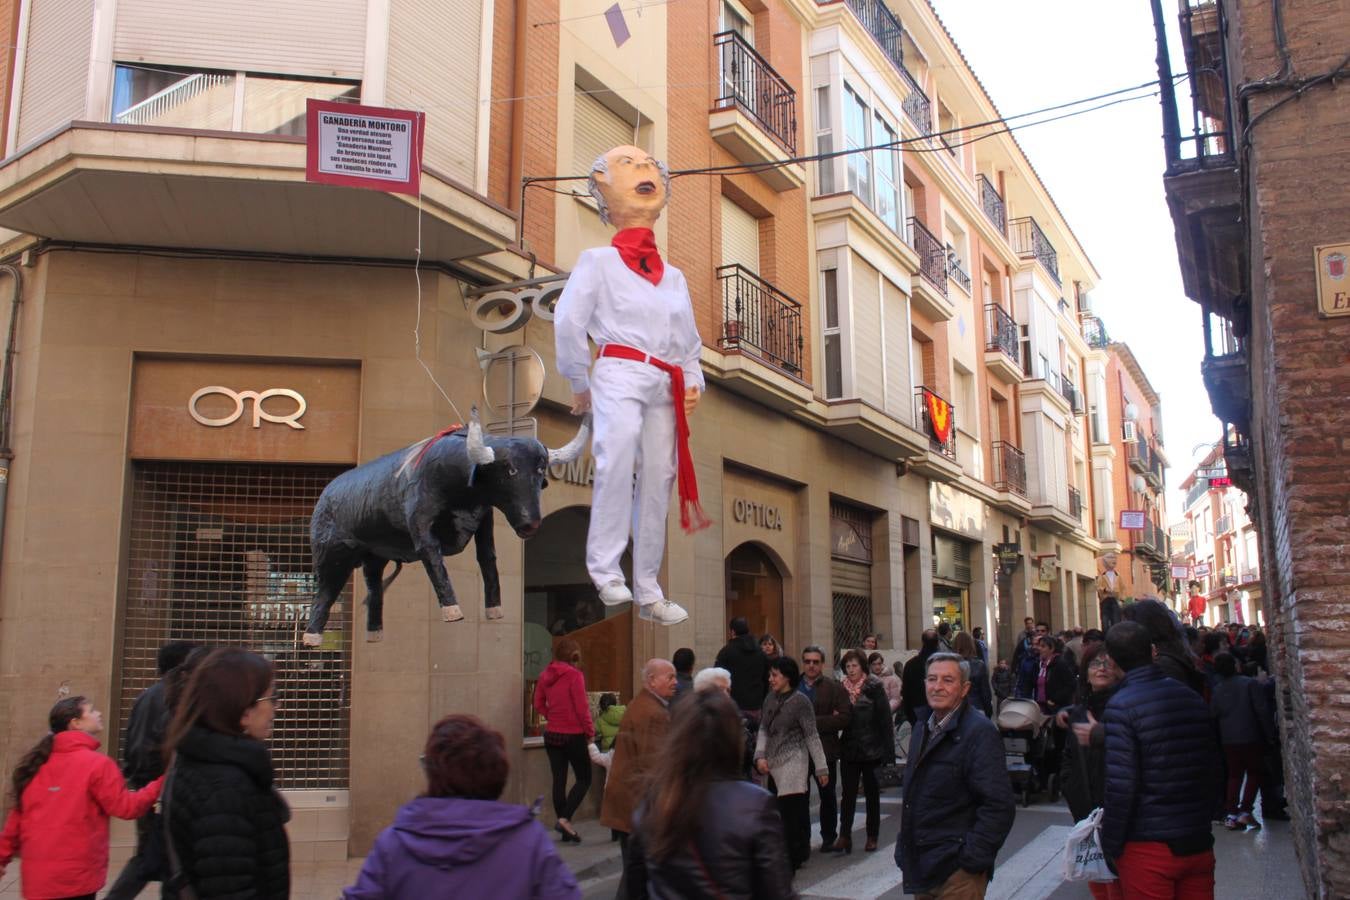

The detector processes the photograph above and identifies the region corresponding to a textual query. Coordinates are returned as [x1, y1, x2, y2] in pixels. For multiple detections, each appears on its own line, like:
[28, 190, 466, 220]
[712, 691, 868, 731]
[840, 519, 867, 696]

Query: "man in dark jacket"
[896, 653, 1015, 898]
[714, 617, 768, 713]
[106, 640, 197, 900]
[1101, 621, 1218, 896]
[798, 644, 851, 852]
[672, 647, 695, 700]
[899, 630, 940, 725]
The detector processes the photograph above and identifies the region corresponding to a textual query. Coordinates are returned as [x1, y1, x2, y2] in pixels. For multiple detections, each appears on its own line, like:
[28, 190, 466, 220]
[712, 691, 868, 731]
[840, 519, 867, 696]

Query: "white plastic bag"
[1063, 807, 1116, 882]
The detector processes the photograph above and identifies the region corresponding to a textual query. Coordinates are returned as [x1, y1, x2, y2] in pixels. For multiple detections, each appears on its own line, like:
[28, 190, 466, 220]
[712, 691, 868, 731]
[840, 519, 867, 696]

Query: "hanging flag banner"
[925, 390, 952, 444]
[305, 99, 425, 196]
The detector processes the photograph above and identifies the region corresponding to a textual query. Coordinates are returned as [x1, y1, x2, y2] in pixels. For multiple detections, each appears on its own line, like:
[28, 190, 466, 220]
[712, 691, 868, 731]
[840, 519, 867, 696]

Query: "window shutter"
[573, 90, 634, 179]
[720, 196, 760, 274]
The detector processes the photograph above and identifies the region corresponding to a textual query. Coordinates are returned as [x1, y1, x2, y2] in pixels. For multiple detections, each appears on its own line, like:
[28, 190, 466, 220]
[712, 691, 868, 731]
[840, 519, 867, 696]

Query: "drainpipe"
[0, 263, 23, 575]
[507, 0, 527, 221]
[1148, 0, 1182, 172]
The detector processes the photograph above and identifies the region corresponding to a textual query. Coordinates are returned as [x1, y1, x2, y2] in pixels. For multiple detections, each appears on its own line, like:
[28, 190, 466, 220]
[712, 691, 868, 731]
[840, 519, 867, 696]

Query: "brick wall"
[1230, 0, 1350, 894]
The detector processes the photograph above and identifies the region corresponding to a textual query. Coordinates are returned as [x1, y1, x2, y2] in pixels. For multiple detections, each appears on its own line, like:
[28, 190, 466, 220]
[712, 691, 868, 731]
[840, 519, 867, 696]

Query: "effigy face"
[594, 144, 668, 229]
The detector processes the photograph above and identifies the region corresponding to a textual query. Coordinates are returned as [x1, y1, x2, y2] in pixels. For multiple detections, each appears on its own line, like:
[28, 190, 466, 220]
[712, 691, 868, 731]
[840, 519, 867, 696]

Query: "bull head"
[548, 413, 592, 464]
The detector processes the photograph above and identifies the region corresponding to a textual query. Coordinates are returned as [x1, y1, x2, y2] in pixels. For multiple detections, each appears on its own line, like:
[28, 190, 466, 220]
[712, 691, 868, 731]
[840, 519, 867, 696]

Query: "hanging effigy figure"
[553, 145, 709, 626]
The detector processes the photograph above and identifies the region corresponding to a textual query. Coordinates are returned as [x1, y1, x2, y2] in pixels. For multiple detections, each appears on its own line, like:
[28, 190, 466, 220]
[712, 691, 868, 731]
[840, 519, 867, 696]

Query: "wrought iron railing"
[984, 304, 1019, 365]
[844, 0, 904, 75]
[907, 218, 947, 297]
[977, 174, 1006, 235]
[898, 65, 932, 135]
[1216, 514, 1232, 535]
[716, 264, 804, 376]
[1127, 436, 1151, 473]
[914, 386, 956, 460]
[714, 31, 798, 154]
[1081, 314, 1110, 349]
[991, 440, 1027, 497]
[1068, 486, 1083, 521]
[947, 254, 972, 292]
[1009, 216, 1060, 286]
[1162, 0, 1235, 172]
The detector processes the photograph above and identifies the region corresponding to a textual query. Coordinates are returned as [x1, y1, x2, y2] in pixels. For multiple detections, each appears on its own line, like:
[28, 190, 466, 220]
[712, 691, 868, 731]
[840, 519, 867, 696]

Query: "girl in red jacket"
[0, 696, 163, 899]
[532, 638, 595, 843]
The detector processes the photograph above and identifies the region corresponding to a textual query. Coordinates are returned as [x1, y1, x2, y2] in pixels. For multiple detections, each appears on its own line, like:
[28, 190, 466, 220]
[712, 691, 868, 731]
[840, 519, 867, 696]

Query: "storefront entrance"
[932, 581, 970, 633]
[725, 542, 784, 645]
[119, 461, 352, 789]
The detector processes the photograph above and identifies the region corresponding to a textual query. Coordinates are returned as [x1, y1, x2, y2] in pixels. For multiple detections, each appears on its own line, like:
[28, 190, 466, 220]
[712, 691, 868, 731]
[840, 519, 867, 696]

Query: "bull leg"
[360, 558, 392, 642]
[410, 523, 463, 623]
[475, 514, 503, 620]
[304, 549, 359, 647]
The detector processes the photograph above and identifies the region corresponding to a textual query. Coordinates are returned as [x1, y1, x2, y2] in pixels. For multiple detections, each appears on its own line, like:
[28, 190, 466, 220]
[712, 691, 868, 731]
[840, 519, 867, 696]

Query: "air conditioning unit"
[1078, 291, 1094, 313]
[1122, 421, 1138, 442]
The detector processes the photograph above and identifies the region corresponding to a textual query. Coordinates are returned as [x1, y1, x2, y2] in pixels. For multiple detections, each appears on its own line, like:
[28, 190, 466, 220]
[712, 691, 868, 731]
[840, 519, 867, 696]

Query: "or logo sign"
[188, 386, 307, 430]
[1315, 242, 1350, 317]
[1327, 253, 1346, 280]
[467, 282, 566, 334]
[731, 498, 784, 531]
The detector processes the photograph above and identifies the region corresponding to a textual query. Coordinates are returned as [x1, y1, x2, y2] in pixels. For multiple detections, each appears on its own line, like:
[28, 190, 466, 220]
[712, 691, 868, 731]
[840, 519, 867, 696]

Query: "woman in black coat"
[162, 648, 290, 899]
[833, 649, 895, 854]
[1059, 644, 1124, 826]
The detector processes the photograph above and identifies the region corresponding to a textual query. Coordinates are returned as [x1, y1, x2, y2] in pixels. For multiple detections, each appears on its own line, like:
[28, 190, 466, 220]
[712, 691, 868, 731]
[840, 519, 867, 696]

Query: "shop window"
[830, 501, 873, 656]
[523, 506, 632, 738]
[111, 64, 358, 135]
[119, 462, 352, 790]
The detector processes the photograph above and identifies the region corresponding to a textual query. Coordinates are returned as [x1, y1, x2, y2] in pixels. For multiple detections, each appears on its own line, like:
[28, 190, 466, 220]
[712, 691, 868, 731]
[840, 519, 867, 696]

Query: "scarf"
[844, 673, 866, 704]
[611, 227, 664, 286]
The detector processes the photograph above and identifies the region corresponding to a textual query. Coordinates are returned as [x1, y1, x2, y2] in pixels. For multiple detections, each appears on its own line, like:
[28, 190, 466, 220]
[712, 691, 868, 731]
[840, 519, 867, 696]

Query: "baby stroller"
[997, 699, 1052, 807]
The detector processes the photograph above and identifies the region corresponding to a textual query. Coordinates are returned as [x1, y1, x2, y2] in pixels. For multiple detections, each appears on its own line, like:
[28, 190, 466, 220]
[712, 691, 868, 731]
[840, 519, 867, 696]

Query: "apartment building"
[1173, 445, 1262, 626]
[1152, 0, 1350, 889]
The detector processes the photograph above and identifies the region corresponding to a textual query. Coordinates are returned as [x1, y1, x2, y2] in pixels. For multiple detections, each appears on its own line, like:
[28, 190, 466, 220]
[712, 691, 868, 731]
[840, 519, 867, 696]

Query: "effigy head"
[587, 144, 671, 229]
[1101, 551, 1118, 570]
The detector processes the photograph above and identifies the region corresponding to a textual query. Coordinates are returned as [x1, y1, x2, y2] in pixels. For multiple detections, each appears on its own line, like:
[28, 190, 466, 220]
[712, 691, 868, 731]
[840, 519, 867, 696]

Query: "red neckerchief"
[611, 227, 664, 286]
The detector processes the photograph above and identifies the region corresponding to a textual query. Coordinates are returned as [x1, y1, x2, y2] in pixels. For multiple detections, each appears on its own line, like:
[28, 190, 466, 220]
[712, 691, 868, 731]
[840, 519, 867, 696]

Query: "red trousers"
[1224, 743, 1264, 814]
[1117, 842, 1215, 899]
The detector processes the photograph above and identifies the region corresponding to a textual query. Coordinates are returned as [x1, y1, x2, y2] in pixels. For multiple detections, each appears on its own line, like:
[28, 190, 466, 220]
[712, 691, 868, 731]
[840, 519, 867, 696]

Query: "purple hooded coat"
[343, 796, 580, 899]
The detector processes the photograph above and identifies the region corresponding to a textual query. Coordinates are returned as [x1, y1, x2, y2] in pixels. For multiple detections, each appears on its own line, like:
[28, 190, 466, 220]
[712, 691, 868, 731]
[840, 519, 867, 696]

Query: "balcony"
[1068, 486, 1083, 523]
[716, 264, 804, 377]
[1081, 314, 1110, 350]
[907, 217, 955, 321]
[1239, 567, 1259, 584]
[1127, 436, 1151, 474]
[991, 440, 1027, 498]
[1146, 454, 1165, 490]
[1058, 373, 1084, 415]
[710, 31, 803, 191]
[977, 174, 1006, 235]
[983, 304, 1022, 383]
[947, 254, 972, 293]
[1215, 514, 1232, 536]
[910, 386, 961, 483]
[1009, 216, 1061, 286]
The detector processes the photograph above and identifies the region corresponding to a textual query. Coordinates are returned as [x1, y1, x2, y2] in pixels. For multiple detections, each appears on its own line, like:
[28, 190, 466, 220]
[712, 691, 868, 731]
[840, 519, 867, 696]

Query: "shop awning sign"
[305, 99, 425, 196]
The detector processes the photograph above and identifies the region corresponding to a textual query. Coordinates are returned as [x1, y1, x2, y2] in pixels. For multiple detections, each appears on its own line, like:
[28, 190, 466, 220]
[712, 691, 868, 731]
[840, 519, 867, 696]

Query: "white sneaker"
[598, 581, 633, 606]
[637, 600, 689, 625]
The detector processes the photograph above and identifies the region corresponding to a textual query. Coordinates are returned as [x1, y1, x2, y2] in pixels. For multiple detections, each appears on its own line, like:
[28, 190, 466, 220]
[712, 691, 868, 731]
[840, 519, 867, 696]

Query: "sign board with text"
[305, 100, 424, 196]
[1316, 241, 1350, 317]
[1119, 510, 1147, 531]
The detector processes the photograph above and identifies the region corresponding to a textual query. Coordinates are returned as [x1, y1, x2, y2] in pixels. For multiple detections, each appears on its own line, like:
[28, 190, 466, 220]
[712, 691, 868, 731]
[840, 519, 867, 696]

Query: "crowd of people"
[0, 601, 1283, 899]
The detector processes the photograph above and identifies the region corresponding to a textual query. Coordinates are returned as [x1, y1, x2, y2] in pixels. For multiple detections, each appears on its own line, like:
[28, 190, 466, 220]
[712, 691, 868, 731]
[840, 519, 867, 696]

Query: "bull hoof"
[485, 607, 504, 620]
[366, 630, 384, 643]
[442, 604, 464, 623]
[301, 632, 323, 647]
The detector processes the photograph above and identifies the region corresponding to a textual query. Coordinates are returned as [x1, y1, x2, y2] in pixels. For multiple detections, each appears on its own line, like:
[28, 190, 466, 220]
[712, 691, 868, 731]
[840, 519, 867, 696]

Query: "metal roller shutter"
[720, 196, 760, 274]
[573, 89, 635, 178]
[119, 461, 353, 789]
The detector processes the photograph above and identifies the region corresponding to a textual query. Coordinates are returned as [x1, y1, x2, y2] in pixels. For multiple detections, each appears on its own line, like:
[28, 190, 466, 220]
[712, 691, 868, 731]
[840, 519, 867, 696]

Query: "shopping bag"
[1063, 807, 1116, 882]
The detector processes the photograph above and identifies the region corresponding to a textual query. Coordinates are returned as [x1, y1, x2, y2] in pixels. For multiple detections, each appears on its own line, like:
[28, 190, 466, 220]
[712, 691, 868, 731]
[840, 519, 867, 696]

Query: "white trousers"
[587, 357, 677, 604]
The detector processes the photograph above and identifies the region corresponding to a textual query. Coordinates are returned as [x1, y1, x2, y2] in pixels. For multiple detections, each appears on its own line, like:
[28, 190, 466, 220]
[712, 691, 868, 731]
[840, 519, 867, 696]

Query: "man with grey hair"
[895, 653, 1014, 898]
[555, 145, 706, 627]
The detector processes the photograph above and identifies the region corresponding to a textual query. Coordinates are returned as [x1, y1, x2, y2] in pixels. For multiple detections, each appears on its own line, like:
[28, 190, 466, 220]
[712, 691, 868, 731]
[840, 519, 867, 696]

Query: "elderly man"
[799, 644, 851, 853]
[601, 657, 678, 889]
[896, 653, 1015, 899]
[554, 145, 706, 627]
[1100, 622, 1218, 897]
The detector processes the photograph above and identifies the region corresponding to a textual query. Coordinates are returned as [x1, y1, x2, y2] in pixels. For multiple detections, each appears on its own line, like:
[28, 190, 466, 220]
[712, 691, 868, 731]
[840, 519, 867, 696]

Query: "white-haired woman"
[694, 667, 732, 695]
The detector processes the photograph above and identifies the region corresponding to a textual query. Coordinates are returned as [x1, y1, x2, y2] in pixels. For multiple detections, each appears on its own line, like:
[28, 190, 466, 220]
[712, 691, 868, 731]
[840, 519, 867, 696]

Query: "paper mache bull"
[303, 409, 591, 645]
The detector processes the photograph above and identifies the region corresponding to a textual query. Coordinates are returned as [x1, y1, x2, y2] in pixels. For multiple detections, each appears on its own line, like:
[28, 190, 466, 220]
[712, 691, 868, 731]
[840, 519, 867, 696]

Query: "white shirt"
[553, 247, 706, 393]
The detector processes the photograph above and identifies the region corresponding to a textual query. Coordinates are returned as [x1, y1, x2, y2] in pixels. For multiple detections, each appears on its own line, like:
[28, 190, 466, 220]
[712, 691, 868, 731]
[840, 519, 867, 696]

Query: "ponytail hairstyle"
[9, 696, 87, 807]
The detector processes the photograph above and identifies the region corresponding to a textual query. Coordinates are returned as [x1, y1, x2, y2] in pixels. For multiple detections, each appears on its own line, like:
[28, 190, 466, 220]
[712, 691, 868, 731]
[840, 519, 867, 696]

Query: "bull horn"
[548, 413, 592, 465]
[466, 407, 496, 465]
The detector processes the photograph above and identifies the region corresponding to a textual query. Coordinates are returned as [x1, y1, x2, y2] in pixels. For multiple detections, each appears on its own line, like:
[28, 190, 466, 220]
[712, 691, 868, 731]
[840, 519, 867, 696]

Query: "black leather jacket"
[625, 779, 796, 899]
[840, 676, 896, 764]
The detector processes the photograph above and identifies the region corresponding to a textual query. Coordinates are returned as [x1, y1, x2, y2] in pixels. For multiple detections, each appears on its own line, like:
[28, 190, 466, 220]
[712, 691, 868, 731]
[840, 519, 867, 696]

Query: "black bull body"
[303, 414, 590, 645]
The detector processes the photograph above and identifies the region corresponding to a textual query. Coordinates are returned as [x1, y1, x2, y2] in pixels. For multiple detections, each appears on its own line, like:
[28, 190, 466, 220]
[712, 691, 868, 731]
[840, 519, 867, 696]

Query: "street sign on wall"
[305, 100, 425, 196]
[1119, 510, 1147, 530]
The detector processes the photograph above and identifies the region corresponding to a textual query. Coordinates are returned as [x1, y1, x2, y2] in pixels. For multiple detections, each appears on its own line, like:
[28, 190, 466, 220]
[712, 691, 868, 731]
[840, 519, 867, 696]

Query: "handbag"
[161, 760, 200, 900]
[1062, 807, 1115, 882]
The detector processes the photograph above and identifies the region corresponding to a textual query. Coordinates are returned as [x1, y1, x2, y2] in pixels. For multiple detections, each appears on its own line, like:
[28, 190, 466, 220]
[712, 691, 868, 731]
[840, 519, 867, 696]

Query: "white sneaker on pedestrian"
[598, 581, 633, 606]
[637, 600, 688, 625]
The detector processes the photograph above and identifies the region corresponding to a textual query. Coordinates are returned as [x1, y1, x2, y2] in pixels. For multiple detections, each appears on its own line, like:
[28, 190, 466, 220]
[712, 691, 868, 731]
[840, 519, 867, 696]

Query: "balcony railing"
[1009, 216, 1061, 286]
[908, 218, 947, 297]
[1068, 486, 1083, 521]
[1216, 514, 1232, 535]
[1058, 373, 1084, 415]
[115, 72, 234, 126]
[1240, 567, 1259, 583]
[983, 304, 1019, 365]
[1162, 0, 1235, 173]
[977, 174, 1006, 235]
[991, 440, 1027, 497]
[1081, 314, 1110, 349]
[947, 253, 972, 292]
[1127, 436, 1152, 474]
[914, 386, 956, 460]
[716, 264, 804, 376]
[714, 31, 798, 155]
[898, 65, 932, 135]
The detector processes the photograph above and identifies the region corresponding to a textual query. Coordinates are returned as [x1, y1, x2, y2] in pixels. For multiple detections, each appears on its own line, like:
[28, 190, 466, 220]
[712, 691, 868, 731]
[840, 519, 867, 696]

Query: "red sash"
[598, 344, 710, 533]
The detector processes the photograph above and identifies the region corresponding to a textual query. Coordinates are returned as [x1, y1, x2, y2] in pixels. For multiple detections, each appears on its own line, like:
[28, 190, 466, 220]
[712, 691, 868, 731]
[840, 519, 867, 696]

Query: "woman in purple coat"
[344, 715, 580, 900]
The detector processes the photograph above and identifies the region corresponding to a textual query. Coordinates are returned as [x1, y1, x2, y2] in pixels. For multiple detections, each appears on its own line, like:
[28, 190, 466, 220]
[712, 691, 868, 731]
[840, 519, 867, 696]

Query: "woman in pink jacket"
[532, 638, 595, 843]
[0, 696, 163, 899]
